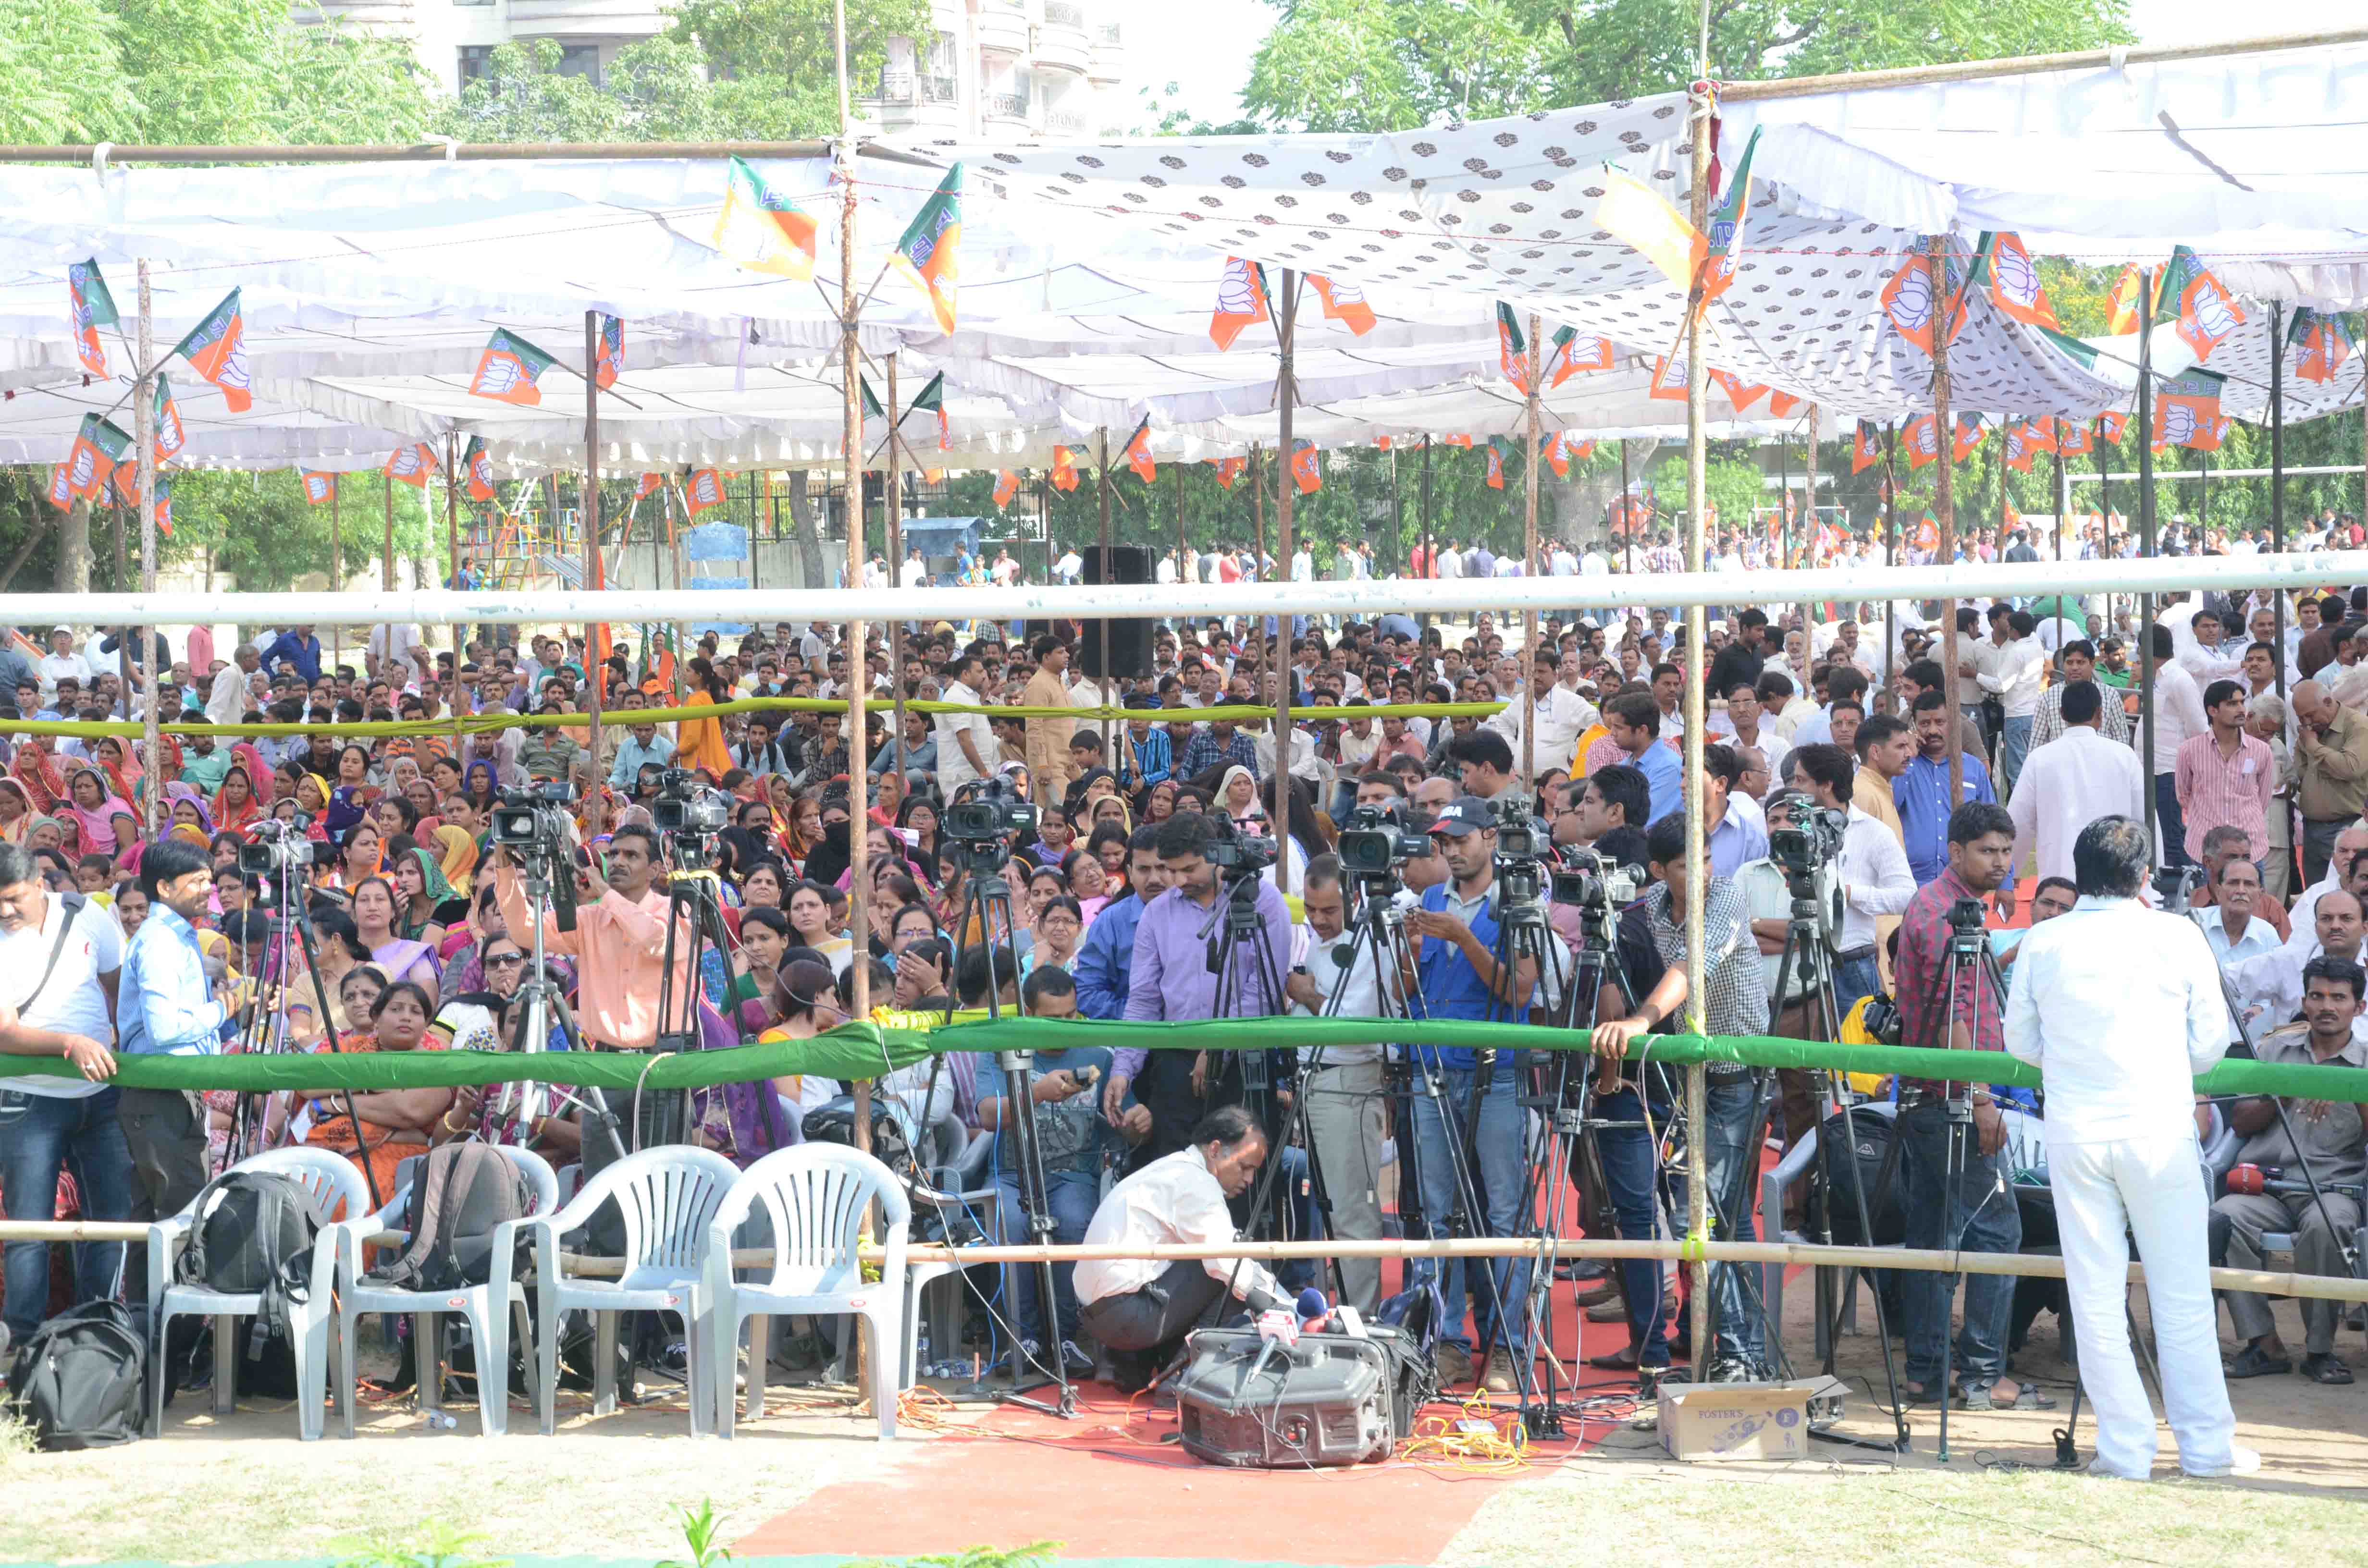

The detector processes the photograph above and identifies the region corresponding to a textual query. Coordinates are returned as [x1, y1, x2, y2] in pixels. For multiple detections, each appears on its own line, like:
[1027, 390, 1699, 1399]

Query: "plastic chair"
[705, 1143, 909, 1440]
[501, 1145, 740, 1436]
[148, 1147, 369, 1442]
[902, 1127, 1000, 1388]
[330, 1145, 561, 1437]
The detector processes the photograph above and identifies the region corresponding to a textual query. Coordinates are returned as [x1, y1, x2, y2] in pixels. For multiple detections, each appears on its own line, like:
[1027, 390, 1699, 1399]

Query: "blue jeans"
[994, 1170, 1100, 1346]
[1999, 715, 2033, 795]
[1594, 1083, 1672, 1363]
[1, 1088, 136, 1340]
[1835, 954, 1884, 1016]
[1665, 1077, 1769, 1364]
[1408, 1058, 1530, 1355]
[1897, 1101, 2022, 1391]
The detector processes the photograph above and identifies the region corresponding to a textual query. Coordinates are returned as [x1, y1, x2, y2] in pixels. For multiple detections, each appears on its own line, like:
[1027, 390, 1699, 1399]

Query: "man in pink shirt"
[2173, 679, 2275, 868]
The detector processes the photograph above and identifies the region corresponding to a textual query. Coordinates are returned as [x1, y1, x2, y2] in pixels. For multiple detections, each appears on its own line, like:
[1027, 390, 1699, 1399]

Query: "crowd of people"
[0, 530, 2360, 1447]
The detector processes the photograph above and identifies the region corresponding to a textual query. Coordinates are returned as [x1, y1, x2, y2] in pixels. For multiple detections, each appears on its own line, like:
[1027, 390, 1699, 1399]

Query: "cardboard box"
[1656, 1375, 1847, 1461]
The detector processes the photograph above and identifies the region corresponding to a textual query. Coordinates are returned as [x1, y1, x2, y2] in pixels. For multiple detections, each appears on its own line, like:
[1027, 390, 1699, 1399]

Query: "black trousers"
[1078, 1260, 1241, 1352]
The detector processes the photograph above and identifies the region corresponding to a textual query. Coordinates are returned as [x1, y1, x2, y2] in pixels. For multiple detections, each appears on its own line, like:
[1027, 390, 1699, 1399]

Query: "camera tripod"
[491, 855, 605, 1155]
[227, 850, 381, 1213]
[1903, 897, 2017, 1464]
[951, 837, 1077, 1419]
[649, 830, 742, 1151]
[1509, 896, 1643, 1435]
[1766, 866, 1910, 1451]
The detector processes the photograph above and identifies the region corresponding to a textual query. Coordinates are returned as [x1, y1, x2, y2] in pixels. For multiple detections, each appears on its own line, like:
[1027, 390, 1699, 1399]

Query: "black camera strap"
[17, 891, 88, 1016]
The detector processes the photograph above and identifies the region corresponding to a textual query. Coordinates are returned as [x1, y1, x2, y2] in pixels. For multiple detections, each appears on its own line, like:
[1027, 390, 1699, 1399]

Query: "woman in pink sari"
[62, 768, 135, 859]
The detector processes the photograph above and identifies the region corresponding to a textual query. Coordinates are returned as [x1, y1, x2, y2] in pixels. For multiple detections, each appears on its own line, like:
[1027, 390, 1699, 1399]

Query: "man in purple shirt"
[1103, 814, 1293, 1171]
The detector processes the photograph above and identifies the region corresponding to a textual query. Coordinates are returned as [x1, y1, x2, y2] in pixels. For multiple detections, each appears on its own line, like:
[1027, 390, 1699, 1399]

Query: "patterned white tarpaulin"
[2062, 316, 2368, 428]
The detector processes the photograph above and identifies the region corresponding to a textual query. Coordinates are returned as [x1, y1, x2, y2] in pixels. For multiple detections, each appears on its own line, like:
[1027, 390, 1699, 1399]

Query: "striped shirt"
[2172, 728, 2274, 862]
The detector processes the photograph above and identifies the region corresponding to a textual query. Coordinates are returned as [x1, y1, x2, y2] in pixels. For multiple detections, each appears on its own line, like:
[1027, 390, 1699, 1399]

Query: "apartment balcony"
[507, 0, 668, 39]
[872, 70, 963, 131]
[290, 0, 419, 36]
[976, 0, 1029, 56]
[983, 90, 1033, 130]
[1044, 106, 1088, 136]
[1087, 20, 1123, 83]
[1036, 0, 1088, 73]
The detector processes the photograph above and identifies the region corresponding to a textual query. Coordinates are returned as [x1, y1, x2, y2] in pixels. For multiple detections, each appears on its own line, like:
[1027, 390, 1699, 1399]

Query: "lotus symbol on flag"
[2193, 281, 2238, 340]
[2160, 402, 2198, 444]
[68, 448, 96, 488]
[478, 356, 523, 396]
[1885, 263, 1935, 337]
[1993, 245, 2043, 313]
[219, 344, 251, 393]
[1910, 421, 1937, 459]
[1217, 259, 1259, 316]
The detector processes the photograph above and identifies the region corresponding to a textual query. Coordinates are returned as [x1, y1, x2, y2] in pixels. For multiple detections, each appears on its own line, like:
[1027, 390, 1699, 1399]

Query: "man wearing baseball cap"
[1404, 793, 1541, 1395]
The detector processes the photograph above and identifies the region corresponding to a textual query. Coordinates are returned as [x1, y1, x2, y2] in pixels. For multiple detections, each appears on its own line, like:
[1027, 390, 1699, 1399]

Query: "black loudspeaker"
[1077, 544, 1154, 679]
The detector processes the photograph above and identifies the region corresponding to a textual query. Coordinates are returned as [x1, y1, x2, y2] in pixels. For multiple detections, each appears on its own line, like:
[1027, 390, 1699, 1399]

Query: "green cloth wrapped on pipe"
[17, 1017, 2368, 1105]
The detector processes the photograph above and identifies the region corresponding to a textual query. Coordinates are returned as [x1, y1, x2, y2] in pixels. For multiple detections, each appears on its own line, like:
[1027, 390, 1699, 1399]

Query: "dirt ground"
[6, 1279, 2365, 1566]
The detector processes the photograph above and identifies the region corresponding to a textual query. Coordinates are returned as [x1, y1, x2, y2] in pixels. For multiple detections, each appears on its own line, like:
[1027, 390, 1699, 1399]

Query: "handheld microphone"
[1295, 1286, 1331, 1335]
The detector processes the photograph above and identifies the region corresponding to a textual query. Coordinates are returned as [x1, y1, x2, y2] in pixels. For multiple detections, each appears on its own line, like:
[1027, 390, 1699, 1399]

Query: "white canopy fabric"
[2063, 314, 2368, 428]
[0, 364, 405, 470]
[1715, 40, 2368, 257]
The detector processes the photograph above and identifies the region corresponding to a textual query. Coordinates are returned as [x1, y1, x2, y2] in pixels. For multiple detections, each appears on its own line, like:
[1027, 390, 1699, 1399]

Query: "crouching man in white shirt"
[2005, 815, 2253, 1481]
[1074, 1106, 1286, 1385]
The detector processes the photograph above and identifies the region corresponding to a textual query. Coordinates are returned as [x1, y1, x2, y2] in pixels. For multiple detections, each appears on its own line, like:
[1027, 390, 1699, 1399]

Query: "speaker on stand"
[1077, 545, 1154, 680]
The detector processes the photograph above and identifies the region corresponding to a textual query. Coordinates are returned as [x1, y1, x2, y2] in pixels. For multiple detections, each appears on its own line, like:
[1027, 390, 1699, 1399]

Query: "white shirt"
[1437, 549, 1464, 580]
[2005, 894, 2229, 1144]
[1291, 897, 1416, 1063]
[204, 664, 256, 726]
[1073, 1146, 1283, 1310]
[2196, 904, 2283, 1047]
[1291, 549, 1313, 582]
[1055, 550, 1083, 583]
[1978, 636, 2046, 719]
[932, 679, 995, 795]
[2007, 726, 2147, 887]
[1155, 555, 1177, 585]
[1837, 803, 1915, 952]
[1485, 683, 1598, 771]
[1581, 551, 1609, 577]
[366, 622, 423, 679]
[900, 557, 927, 589]
[37, 649, 91, 697]
[2151, 660, 2209, 774]
[0, 892, 124, 1099]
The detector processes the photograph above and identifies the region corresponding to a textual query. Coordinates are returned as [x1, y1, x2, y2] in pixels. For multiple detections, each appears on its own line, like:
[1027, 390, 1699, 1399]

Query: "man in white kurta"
[2005, 682, 2146, 886]
[2004, 815, 2251, 1481]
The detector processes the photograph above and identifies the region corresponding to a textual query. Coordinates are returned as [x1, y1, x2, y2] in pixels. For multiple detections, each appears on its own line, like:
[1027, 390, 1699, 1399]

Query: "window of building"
[456, 44, 495, 85]
[557, 44, 602, 84]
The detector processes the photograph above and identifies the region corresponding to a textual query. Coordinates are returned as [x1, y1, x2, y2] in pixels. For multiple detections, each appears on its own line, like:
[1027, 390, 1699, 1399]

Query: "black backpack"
[364, 1142, 532, 1293]
[174, 1170, 333, 1348]
[802, 1096, 917, 1181]
[5, 1301, 146, 1449]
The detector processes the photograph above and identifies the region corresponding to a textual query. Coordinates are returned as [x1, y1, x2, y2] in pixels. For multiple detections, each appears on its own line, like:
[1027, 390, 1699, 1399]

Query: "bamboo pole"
[1272, 270, 1298, 893]
[1249, 442, 1266, 698]
[1711, 26, 2368, 101]
[330, 476, 343, 677]
[2052, 426, 2067, 653]
[2271, 306, 2287, 703]
[2137, 272, 2159, 850]
[1522, 311, 1542, 798]
[1097, 426, 1113, 766]
[383, 473, 396, 593]
[1680, 70, 1713, 1365]
[1931, 236, 1963, 808]
[1420, 435, 1434, 619]
[0, 139, 944, 165]
[135, 261, 159, 837]
[1883, 426, 1899, 686]
[445, 438, 465, 759]
[582, 311, 604, 784]
[833, 0, 873, 1084]
[887, 354, 909, 797]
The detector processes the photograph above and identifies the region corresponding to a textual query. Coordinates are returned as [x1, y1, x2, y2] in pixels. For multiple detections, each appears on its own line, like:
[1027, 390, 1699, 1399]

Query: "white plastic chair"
[500, 1145, 740, 1436]
[330, 1145, 560, 1437]
[705, 1144, 909, 1440]
[148, 1147, 369, 1442]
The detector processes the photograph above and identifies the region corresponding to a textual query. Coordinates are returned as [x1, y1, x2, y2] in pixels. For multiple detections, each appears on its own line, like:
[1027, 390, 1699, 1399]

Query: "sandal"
[2226, 1344, 2293, 1379]
[1960, 1381, 2056, 1411]
[1901, 1381, 1947, 1406]
[2301, 1352, 2354, 1385]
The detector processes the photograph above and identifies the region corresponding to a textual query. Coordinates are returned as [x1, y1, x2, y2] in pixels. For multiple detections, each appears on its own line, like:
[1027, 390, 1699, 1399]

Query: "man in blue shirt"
[1602, 690, 1684, 825]
[117, 837, 245, 1224]
[1074, 827, 1170, 1022]
[1406, 796, 1542, 1395]
[1894, 690, 1997, 885]
[260, 625, 323, 685]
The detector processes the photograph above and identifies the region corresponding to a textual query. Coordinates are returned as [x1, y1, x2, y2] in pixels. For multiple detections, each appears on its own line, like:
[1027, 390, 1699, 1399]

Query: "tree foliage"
[1244, 0, 2134, 132]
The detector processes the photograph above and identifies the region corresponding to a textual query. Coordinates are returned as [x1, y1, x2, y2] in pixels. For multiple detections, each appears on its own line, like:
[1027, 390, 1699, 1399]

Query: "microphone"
[1295, 1286, 1331, 1335]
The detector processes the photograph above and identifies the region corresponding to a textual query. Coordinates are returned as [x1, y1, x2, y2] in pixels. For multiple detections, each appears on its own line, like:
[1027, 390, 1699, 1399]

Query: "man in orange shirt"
[494, 824, 699, 1196]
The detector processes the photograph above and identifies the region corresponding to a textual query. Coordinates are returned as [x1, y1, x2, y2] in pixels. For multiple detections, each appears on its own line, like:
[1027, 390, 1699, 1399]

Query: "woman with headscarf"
[0, 778, 31, 844]
[92, 737, 141, 809]
[432, 822, 480, 892]
[9, 737, 66, 819]
[165, 783, 216, 841]
[391, 845, 462, 943]
[316, 820, 386, 898]
[1217, 764, 1264, 828]
[62, 768, 135, 859]
[321, 784, 370, 846]
[292, 980, 452, 1207]
[897, 795, 943, 888]
[292, 773, 336, 841]
[210, 744, 266, 836]
[462, 759, 501, 818]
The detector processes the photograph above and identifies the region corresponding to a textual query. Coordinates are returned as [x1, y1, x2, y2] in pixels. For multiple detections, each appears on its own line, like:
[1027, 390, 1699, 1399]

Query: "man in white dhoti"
[2003, 815, 2257, 1481]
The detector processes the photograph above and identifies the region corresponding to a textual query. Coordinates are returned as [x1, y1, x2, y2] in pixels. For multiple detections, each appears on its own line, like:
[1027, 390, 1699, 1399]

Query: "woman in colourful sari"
[390, 845, 460, 943]
[0, 778, 31, 844]
[294, 980, 451, 1209]
[165, 784, 216, 841]
[349, 875, 443, 999]
[315, 820, 386, 898]
[62, 768, 135, 859]
[675, 660, 735, 779]
[9, 738, 65, 820]
[210, 744, 266, 836]
[432, 822, 480, 892]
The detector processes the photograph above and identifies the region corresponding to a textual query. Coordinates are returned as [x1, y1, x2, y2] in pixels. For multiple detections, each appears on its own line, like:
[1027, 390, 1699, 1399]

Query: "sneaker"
[1483, 1348, 1517, 1394]
[1435, 1342, 1476, 1384]
[2183, 1446, 2262, 1479]
[1059, 1339, 1096, 1378]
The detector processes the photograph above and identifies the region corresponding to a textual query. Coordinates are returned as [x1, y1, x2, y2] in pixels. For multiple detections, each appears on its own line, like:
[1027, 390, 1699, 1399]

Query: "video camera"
[1489, 795, 1547, 918]
[651, 767, 729, 838]
[491, 779, 578, 854]
[238, 818, 338, 880]
[1335, 802, 1432, 881]
[944, 775, 1038, 875]
[1548, 843, 1640, 916]
[1769, 805, 1847, 882]
[2152, 862, 2205, 914]
[1206, 816, 1279, 882]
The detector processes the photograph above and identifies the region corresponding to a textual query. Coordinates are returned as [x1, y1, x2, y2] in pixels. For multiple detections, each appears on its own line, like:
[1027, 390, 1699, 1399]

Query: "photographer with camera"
[1790, 743, 1915, 1014]
[1889, 801, 2039, 1410]
[1588, 811, 1771, 1380]
[1402, 796, 1542, 1392]
[1109, 813, 1293, 1166]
